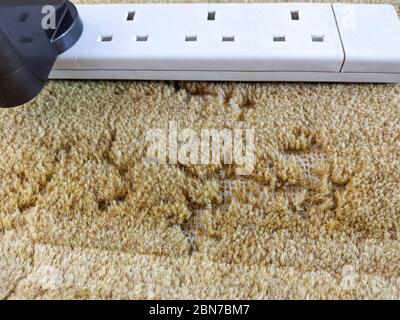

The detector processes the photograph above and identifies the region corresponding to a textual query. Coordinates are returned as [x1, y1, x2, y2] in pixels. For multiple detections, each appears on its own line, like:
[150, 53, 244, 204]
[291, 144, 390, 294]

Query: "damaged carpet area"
[0, 0, 400, 299]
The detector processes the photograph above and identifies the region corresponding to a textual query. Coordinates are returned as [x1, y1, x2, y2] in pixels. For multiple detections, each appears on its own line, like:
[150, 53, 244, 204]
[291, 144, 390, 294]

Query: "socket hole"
[291, 10, 299, 20]
[18, 13, 29, 23]
[222, 35, 235, 42]
[311, 35, 324, 42]
[207, 11, 216, 21]
[185, 35, 197, 42]
[98, 35, 113, 42]
[136, 35, 148, 42]
[19, 36, 33, 43]
[126, 11, 135, 21]
[273, 35, 286, 42]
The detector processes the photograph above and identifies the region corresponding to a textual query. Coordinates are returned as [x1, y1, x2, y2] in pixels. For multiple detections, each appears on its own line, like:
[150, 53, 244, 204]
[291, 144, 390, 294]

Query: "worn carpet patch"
[0, 0, 400, 299]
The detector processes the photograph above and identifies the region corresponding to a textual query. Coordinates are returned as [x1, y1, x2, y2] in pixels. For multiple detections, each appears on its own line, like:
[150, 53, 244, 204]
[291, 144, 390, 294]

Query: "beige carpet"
[1, 0, 400, 299]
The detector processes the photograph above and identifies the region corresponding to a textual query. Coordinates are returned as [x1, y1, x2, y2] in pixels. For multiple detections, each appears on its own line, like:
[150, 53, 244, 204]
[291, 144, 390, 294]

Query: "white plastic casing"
[51, 3, 400, 82]
[334, 3, 400, 74]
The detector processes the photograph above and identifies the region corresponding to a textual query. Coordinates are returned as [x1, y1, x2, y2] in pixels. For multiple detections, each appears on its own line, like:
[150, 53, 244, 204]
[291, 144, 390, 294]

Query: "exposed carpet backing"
[0, 0, 400, 299]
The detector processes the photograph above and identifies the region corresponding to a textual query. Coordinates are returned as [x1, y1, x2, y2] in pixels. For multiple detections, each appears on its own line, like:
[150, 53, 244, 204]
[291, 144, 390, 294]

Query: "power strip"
[51, 3, 400, 83]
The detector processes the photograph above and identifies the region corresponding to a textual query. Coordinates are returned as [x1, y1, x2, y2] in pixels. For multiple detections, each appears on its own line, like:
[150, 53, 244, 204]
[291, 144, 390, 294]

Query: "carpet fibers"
[1, 0, 400, 299]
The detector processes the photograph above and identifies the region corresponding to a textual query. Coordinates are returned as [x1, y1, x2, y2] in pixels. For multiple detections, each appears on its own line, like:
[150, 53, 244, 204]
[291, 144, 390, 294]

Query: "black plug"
[0, 0, 83, 108]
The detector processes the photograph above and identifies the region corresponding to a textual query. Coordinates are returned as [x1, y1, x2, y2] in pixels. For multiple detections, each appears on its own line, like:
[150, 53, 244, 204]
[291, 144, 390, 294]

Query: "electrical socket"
[52, 3, 400, 83]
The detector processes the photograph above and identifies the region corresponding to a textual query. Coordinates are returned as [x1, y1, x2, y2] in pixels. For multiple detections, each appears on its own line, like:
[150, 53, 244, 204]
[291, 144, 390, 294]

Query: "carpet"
[1, 0, 400, 299]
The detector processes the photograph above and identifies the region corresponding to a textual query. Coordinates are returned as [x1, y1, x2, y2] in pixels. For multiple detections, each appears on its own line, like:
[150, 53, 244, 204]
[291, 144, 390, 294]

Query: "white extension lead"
[51, 3, 400, 83]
